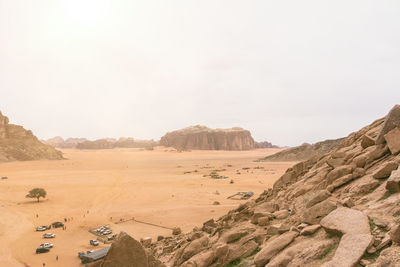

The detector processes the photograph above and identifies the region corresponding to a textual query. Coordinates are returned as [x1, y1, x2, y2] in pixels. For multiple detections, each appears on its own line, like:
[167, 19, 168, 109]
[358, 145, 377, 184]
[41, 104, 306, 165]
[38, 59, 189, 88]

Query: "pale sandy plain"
[0, 147, 295, 267]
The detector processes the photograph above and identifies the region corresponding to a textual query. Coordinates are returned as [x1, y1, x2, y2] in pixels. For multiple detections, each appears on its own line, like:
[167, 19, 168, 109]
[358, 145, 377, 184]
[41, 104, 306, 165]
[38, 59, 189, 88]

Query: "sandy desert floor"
[0, 147, 295, 267]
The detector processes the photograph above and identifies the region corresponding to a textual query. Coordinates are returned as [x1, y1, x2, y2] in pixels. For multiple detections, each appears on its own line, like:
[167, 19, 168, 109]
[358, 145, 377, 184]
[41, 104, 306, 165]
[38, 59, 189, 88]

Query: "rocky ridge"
[160, 126, 256, 151]
[90, 105, 400, 267]
[0, 111, 63, 162]
[259, 138, 344, 162]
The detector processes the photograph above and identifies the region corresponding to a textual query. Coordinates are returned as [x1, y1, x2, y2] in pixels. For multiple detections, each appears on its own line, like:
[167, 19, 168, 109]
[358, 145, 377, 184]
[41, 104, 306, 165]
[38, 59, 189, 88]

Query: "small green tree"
[26, 188, 47, 202]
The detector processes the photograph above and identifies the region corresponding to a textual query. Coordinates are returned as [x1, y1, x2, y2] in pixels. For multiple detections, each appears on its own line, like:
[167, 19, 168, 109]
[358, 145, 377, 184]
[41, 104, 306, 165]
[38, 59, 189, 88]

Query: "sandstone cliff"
[0, 111, 63, 162]
[97, 105, 400, 267]
[160, 125, 255, 151]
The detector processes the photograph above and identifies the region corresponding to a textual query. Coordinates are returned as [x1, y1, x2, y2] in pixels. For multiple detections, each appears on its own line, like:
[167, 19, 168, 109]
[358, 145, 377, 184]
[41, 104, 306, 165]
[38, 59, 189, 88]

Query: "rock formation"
[160, 125, 255, 151]
[260, 138, 344, 161]
[254, 141, 279, 149]
[76, 138, 157, 150]
[99, 105, 400, 267]
[77, 139, 115, 149]
[43, 137, 87, 148]
[44, 136, 157, 149]
[0, 111, 63, 162]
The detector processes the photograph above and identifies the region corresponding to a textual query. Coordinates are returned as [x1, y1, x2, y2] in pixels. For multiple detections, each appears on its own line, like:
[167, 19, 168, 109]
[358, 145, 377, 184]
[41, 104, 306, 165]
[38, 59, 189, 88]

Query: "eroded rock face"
[386, 168, 400, 193]
[376, 105, 400, 144]
[159, 125, 255, 151]
[0, 111, 63, 162]
[384, 127, 400, 155]
[254, 231, 298, 267]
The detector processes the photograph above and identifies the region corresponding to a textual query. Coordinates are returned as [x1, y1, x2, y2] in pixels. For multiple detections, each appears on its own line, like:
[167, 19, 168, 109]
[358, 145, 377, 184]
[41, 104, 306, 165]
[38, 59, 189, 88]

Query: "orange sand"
[0, 148, 295, 267]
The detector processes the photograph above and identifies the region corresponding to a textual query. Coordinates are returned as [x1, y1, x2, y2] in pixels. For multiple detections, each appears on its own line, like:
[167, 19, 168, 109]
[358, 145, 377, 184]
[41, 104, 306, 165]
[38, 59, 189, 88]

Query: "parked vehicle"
[78, 251, 85, 259]
[36, 226, 50, 231]
[102, 230, 112, 235]
[51, 222, 64, 228]
[90, 240, 99, 246]
[36, 247, 50, 254]
[107, 234, 117, 241]
[39, 243, 54, 248]
[1, 177, 8, 180]
[43, 233, 56, 238]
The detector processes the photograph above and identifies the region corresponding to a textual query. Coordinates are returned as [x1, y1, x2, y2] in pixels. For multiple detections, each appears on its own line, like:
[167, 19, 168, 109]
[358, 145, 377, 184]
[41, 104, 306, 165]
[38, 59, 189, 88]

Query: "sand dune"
[0, 148, 294, 267]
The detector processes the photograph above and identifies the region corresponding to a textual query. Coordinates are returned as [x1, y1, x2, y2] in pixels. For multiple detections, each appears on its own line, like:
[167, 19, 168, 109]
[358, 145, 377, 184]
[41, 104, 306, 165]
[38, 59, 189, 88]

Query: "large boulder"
[376, 104, 400, 144]
[254, 231, 298, 267]
[320, 207, 370, 235]
[306, 190, 331, 208]
[159, 125, 255, 150]
[320, 208, 373, 267]
[361, 135, 375, 149]
[373, 162, 399, 179]
[101, 232, 149, 267]
[386, 168, 400, 193]
[384, 127, 400, 155]
[303, 199, 337, 224]
[326, 165, 354, 184]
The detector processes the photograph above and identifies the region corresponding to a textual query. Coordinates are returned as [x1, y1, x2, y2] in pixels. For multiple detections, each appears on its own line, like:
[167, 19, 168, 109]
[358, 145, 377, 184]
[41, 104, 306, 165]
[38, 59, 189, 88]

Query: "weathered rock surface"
[361, 135, 375, 149]
[320, 207, 370, 235]
[321, 208, 372, 267]
[303, 199, 337, 224]
[0, 111, 63, 162]
[386, 168, 400, 193]
[160, 125, 255, 151]
[376, 104, 400, 144]
[254, 231, 298, 267]
[300, 224, 321, 235]
[322, 234, 373, 267]
[384, 127, 400, 155]
[373, 162, 399, 179]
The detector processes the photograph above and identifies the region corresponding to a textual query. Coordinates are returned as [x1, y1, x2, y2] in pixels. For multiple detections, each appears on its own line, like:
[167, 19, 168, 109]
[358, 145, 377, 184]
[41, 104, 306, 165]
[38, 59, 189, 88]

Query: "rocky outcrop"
[255, 141, 279, 149]
[0, 111, 63, 162]
[43, 136, 87, 148]
[96, 232, 165, 267]
[77, 139, 115, 149]
[259, 138, 344, 161]
[44, 136, 157, 149]
[101, 105, 400, 267]
[384, 127, 400, 155]
[376, 104, 400, 144]
[159, 125, 255, 151]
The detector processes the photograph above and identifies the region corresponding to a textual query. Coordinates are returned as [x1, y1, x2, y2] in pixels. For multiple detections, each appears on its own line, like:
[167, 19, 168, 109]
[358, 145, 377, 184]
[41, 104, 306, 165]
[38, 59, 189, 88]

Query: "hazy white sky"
[0, 0, 399, 146]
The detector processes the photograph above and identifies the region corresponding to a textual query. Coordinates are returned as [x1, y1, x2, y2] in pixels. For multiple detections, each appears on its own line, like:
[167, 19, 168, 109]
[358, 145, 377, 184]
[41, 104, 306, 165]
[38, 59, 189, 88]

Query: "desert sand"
[0, 147, 294, 267]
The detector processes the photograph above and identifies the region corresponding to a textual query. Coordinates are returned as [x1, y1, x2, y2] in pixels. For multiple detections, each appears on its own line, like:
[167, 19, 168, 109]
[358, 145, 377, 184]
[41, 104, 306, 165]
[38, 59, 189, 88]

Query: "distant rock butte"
[44, 136, 157, 149]
[159, 125, 256, 151]
[0, 111, 63, 162]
